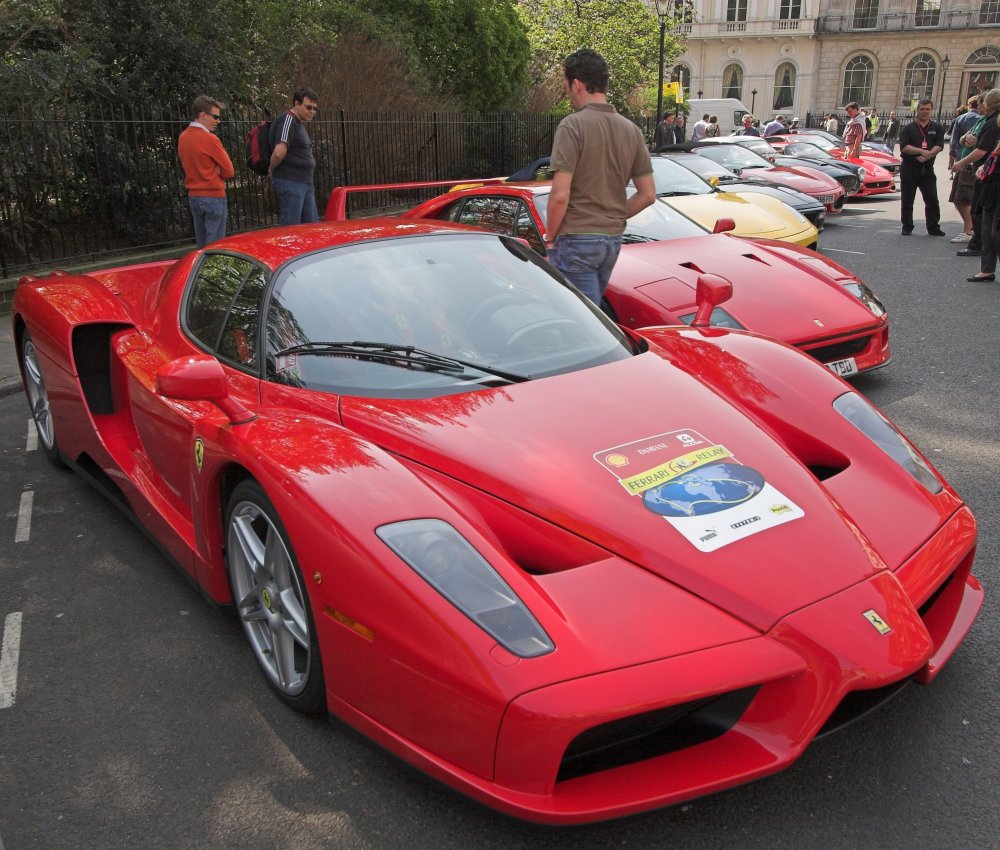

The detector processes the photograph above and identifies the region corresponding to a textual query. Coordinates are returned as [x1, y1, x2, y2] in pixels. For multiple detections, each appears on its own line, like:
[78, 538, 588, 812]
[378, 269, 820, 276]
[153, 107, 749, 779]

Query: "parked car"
[331, 178, 893, 377]
[13, 218, 982, 824]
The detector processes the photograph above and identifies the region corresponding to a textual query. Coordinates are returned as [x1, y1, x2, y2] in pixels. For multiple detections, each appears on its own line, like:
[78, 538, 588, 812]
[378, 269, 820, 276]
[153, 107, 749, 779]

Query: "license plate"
[826, 357, 858, 377]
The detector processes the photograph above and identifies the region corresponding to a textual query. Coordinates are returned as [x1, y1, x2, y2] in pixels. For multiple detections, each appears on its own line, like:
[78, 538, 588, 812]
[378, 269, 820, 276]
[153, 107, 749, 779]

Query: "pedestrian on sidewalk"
[898, 98, 945, 236]
[268, 87, 320, 225]
[951, 88, 1000, 257]
[177, 95, 234, 248]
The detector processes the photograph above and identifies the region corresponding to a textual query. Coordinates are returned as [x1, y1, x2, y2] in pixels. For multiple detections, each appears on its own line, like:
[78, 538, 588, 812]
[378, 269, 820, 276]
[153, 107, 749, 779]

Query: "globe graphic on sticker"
[642, 461, 765, 517]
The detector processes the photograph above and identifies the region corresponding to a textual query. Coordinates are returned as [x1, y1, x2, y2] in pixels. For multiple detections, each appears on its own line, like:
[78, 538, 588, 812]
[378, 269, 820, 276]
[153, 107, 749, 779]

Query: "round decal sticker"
[642, 461, 765, 517]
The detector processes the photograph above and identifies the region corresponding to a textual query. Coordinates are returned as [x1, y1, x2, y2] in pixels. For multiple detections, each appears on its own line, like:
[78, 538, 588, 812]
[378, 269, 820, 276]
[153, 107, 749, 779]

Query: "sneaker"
[950, 232, 973, 243]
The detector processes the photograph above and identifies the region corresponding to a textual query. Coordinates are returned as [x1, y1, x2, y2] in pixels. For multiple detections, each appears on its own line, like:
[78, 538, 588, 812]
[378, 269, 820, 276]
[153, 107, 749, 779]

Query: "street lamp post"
[938, 54, 951, 120]
[751, 89, 758, 115]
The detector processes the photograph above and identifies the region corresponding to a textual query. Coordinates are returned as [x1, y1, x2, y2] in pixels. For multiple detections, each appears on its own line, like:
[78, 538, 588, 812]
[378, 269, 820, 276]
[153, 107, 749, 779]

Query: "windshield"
[669, 155, 738, 181]
[264, 233, 633, 398]
[783, 143, 836, 162]
[695, 144, 771, 172]
[649, 157, 715, 196]
[534, 189, 706, 243]
[793, 134, 836, 152]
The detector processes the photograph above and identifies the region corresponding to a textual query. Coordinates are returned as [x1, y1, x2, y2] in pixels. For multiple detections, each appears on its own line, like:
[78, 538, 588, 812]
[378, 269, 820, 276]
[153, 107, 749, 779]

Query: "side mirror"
[691, 273, 734, 328]
[156, 355, 254, 424]
[712, 217, 736, 234]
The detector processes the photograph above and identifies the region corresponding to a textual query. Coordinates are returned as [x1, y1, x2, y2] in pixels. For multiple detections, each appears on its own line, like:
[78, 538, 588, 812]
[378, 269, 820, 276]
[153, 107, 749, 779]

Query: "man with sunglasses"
[268, 87, 320, 225]
[177, 94, 234, 247]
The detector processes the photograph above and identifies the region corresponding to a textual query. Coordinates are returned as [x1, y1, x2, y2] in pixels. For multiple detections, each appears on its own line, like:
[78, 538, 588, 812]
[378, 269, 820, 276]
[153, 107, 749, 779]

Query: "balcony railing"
[818, 9, 998, 33]
[687, 18, 816, 38]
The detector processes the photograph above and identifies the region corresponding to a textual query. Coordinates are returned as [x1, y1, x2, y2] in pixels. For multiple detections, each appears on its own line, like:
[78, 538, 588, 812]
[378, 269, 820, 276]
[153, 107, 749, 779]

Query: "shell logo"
[606, 453, 630, 467]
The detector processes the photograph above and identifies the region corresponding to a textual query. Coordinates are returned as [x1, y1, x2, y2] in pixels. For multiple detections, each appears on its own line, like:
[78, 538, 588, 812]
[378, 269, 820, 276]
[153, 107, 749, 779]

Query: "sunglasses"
[303, 105, 318, 113]
[208, 113, 222, 121]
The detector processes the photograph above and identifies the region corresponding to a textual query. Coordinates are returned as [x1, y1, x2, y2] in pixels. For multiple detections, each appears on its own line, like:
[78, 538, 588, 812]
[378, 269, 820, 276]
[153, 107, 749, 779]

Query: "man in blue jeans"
[545, 50, 656, 305]
[268, 87, 319, 225]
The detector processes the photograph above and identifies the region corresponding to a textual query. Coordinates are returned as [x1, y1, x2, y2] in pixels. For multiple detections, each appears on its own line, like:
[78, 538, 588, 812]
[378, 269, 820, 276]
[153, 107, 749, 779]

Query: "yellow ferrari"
[649, 155, 819, 249]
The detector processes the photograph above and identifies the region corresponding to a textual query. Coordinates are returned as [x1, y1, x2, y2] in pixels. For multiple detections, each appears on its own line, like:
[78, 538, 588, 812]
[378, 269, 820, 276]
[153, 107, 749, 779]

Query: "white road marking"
[829, 222, 869, 228]
[25, 418, 37, 452]
[0, 612, 23, 709]
[15, 491, 33, 543]
[824, 248, 866, 255]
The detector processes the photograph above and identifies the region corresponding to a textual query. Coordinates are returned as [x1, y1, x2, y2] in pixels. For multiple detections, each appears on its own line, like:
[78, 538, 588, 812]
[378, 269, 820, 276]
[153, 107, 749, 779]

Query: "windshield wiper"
[272, 341, 530, 384]
[656, 190, 696, 197]
[621, 233, 658, 244]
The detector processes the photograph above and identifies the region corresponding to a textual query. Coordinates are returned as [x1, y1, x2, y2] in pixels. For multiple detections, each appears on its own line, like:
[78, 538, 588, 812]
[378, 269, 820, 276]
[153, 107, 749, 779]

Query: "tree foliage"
[516, 0, 686, 114]
[0, 0, 529, 112]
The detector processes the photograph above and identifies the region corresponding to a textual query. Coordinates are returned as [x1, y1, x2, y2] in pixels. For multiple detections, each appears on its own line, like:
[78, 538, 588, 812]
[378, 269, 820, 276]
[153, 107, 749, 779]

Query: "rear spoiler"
[325, 178, 507, 222]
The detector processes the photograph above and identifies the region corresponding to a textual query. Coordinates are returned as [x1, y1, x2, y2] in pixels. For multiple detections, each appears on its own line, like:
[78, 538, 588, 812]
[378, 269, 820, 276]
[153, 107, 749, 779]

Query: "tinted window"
[217, 266, 268, 369]
[456, 197, 521, 235]
[186, 254, 255, 350]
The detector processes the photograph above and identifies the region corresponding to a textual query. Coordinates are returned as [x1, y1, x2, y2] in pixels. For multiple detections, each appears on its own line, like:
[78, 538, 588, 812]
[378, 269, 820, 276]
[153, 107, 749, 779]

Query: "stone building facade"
[674, 1, 1000, 120]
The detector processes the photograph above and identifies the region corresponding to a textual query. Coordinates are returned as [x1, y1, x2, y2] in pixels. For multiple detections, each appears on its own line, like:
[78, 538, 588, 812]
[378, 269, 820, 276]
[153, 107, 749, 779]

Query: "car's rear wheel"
[226, 480, 326, 714]
[21, 330, 65, 467]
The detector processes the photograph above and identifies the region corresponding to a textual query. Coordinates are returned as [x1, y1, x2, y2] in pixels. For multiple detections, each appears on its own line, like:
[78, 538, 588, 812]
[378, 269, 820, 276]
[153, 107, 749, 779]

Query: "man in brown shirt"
[545, 49, 656, 305]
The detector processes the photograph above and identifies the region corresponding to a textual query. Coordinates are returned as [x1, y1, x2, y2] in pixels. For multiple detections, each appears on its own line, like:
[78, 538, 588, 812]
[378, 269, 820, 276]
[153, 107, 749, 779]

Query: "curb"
[0, 377, 22, 399]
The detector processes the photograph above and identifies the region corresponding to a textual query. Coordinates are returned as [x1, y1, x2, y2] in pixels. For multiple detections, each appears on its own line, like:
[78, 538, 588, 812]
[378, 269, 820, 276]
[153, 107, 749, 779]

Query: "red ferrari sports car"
[13, 221, 983, 824]
[767, 137, 897, 197]
[338, 179, 890, 377]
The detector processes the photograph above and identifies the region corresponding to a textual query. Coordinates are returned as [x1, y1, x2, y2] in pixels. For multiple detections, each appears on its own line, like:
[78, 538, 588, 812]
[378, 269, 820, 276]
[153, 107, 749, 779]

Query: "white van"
[687, 99, 752, 135]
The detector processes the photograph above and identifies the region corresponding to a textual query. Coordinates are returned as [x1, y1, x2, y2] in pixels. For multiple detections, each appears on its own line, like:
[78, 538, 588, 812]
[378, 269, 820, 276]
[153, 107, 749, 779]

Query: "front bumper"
[461, 507, 982, 824]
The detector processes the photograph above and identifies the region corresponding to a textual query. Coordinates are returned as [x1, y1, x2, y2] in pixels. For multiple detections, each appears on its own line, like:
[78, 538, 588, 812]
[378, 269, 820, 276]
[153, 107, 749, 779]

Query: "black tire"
[21, 329, 66, 467]
[225, 479, 326, 714]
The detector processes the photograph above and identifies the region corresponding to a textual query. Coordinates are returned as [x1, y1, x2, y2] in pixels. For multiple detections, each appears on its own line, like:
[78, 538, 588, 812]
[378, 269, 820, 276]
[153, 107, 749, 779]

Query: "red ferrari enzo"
[13, 221, 983, 824]
[353, 179, 890, 377]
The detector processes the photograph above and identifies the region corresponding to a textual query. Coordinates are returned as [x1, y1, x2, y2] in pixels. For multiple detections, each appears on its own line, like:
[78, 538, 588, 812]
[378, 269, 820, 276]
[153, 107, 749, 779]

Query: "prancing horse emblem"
[194, 437, 205, 473]
[862, 609, 892, 635]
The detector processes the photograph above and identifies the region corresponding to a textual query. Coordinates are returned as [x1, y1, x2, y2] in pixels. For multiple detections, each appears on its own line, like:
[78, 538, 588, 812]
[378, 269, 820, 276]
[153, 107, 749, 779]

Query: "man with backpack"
[177, 94, 234, 247]
[268, 87, 320, 225]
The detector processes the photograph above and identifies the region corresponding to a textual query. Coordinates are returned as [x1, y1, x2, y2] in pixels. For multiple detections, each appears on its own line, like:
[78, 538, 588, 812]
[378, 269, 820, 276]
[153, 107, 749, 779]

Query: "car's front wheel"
[21, 329, 65, 467]
[226, 479, 326, 714]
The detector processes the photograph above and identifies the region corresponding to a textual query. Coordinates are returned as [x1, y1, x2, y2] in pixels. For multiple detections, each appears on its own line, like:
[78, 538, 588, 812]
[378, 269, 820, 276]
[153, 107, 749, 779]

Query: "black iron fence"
[5, 103, 645, 278]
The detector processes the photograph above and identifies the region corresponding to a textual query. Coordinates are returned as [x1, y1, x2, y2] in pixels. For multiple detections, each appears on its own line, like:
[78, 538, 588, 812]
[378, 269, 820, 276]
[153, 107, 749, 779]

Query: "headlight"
[377, 519, 555, 657]
[842, 281, 886, 318]
[833, 393, 943, 494]
[858, 167, 867, 178]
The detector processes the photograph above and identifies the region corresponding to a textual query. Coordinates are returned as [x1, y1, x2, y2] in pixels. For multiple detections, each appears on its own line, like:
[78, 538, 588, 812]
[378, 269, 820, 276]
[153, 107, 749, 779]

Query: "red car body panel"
[12, 219, 982, 824]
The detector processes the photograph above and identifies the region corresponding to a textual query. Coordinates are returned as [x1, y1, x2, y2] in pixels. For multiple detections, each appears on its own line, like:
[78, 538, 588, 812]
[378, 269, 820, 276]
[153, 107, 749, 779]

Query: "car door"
[126, 253, 268, 525]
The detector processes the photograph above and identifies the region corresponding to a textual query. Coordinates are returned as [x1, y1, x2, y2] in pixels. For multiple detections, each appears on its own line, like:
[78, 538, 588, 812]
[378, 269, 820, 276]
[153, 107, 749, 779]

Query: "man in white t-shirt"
[690, 114, 710, 142]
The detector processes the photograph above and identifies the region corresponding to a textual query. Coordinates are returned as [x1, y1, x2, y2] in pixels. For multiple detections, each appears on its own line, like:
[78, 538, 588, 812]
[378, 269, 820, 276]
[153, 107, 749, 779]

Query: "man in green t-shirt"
[545, 49, 656, 305]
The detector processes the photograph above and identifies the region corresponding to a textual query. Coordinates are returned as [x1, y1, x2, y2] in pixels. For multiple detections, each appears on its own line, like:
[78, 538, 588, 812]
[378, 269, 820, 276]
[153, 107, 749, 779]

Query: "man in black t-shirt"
[268, 87, 319, 225]
[898, 99, 945, 236]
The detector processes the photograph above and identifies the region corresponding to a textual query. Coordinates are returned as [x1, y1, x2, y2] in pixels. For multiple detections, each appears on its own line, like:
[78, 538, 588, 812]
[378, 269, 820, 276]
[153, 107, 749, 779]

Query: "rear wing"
[325, 178, 507, 222]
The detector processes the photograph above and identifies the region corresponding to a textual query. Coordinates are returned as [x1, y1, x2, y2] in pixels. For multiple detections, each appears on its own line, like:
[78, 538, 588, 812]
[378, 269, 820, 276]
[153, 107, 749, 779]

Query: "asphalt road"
[1, 169, 998, 849]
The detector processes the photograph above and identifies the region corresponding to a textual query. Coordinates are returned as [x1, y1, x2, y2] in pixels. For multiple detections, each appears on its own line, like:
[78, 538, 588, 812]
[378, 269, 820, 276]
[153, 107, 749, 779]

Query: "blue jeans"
[272, 177, 318, 226]
[547, 235, 622, 304]
[188, 196, 227, 247]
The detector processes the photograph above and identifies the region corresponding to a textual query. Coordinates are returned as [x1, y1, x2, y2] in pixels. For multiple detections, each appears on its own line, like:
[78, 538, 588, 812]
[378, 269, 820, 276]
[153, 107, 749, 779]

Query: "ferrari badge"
[862, 609, 892, 635]
[194, 437, 205, 473]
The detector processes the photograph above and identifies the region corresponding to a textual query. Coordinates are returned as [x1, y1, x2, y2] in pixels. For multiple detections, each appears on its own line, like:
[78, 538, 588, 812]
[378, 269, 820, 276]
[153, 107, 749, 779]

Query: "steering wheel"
[504, 318, 577, 352]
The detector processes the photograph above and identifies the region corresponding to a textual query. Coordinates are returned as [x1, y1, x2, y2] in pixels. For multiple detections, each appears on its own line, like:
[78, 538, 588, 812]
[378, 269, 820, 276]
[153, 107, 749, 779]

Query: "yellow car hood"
[664, 191, 817, 247]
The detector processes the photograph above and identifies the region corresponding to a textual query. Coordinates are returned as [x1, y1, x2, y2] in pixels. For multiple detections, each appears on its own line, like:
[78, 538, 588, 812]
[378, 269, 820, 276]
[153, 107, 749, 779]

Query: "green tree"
[517, 0, 685, 113]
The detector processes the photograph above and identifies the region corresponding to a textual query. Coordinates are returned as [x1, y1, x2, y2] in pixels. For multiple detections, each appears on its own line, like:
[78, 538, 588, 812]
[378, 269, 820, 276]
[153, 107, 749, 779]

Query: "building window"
[968, 46, 1000, 64]
[915, 1, 940, 27]
[779, 0, 802, 18]
[726, 0, 748, 22]
[901, 54, 937, 106]
[981, 1, 1000, 25]
[853, 0, 879, 29]
[722, 64, 744, 100]
[673, 64, 691, 96]
[773, 63, 796, 110]
[842, 55, 875, 105]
